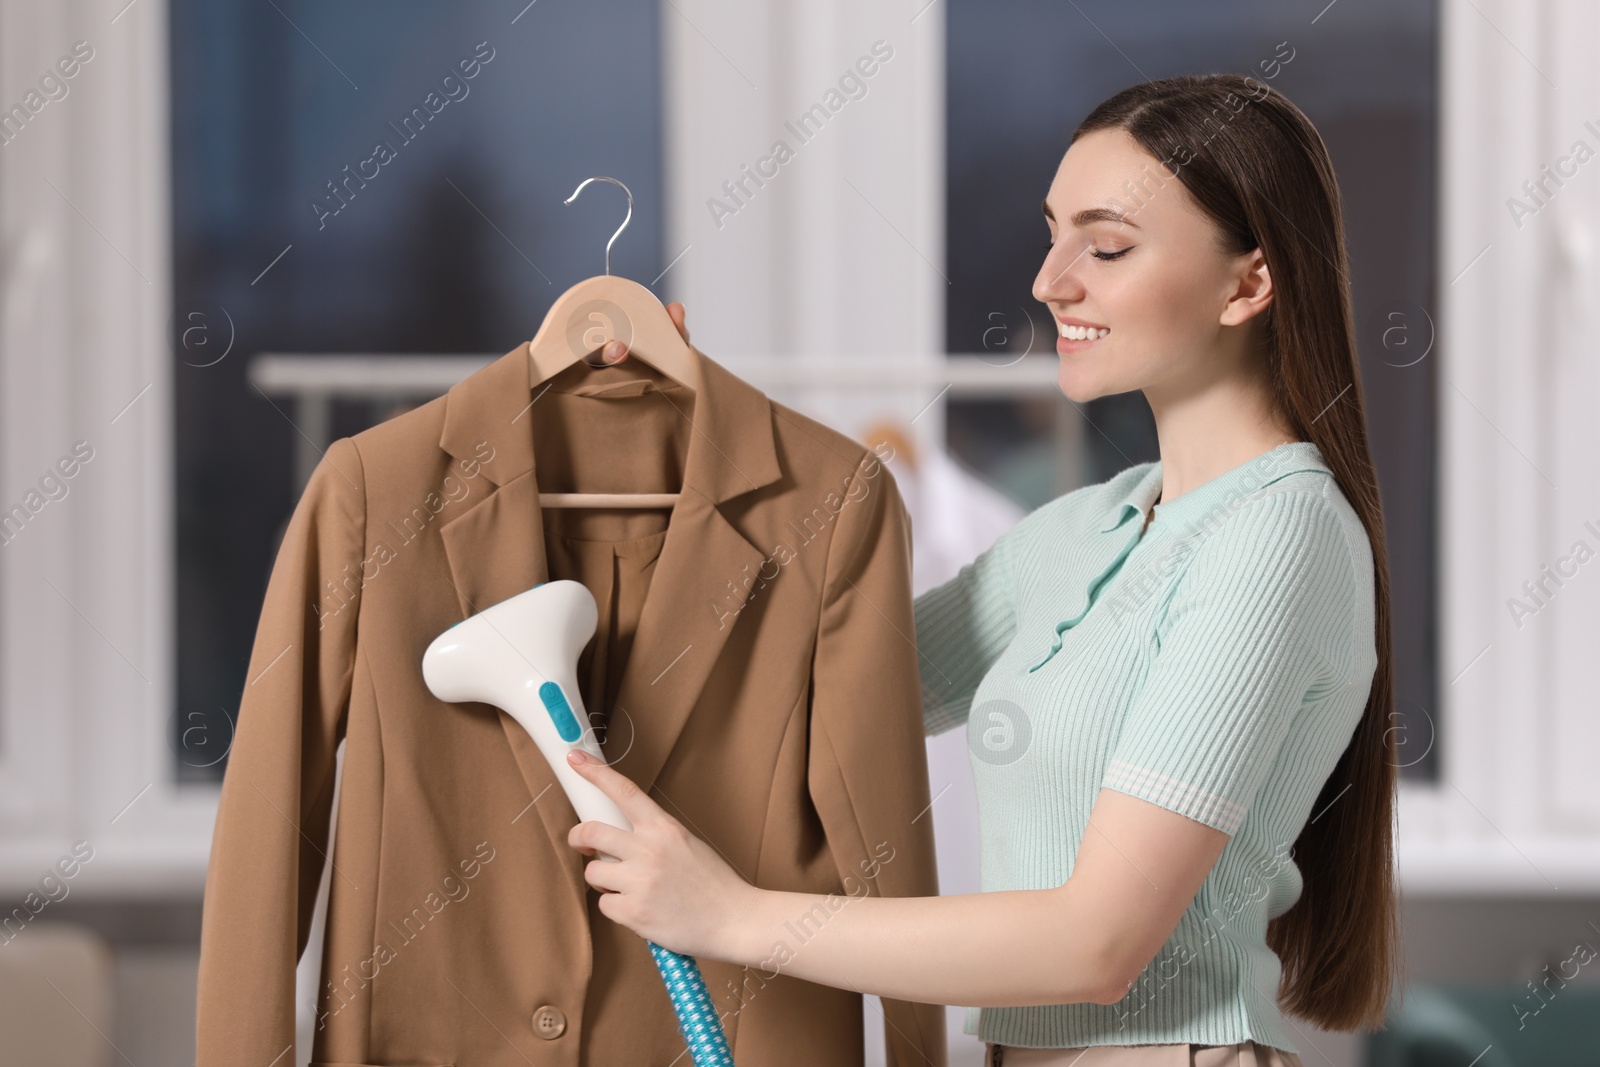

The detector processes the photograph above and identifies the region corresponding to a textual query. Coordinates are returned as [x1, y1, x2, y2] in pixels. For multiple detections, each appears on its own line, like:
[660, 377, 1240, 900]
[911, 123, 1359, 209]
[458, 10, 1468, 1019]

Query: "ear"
[1220, 247, 1273, 327]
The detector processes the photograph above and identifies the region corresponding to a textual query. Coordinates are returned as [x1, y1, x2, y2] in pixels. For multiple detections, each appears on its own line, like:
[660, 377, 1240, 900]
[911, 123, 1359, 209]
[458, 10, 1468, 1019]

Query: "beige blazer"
[195, 343, 948, 1067]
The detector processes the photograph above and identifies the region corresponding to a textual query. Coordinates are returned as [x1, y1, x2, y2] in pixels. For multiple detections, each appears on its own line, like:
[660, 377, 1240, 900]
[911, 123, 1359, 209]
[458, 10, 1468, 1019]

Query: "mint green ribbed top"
[914, 440, 1377, 1053]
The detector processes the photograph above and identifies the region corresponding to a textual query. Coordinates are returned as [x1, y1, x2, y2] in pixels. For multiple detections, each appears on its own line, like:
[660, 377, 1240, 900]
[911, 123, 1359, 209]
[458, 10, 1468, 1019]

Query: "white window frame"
[1397, 0, 1600, 894]
[0, 0, 219, 898]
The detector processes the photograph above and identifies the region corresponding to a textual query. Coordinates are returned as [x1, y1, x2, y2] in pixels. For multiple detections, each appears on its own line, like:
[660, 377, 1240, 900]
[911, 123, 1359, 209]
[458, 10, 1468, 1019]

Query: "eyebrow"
[1041, 201, 1142, 230]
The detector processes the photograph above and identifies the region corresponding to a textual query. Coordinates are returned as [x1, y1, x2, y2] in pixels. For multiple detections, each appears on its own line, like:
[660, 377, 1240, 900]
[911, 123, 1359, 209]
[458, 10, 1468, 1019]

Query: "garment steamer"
[422, 580, 735, 1066]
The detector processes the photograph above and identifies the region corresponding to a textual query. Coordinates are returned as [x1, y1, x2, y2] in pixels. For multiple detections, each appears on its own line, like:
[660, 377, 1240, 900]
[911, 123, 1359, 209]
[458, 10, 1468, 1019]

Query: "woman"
[565, 72, 1398, 1065]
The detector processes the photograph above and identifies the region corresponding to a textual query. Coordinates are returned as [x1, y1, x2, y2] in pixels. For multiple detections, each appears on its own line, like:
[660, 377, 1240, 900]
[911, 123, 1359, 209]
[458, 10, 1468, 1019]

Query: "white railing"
[248, 351, 1076, 490]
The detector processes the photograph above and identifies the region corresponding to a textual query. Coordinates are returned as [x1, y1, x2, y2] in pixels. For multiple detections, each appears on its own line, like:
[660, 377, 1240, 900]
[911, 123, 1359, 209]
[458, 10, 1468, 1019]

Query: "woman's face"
[1033, 128, 1269, 404]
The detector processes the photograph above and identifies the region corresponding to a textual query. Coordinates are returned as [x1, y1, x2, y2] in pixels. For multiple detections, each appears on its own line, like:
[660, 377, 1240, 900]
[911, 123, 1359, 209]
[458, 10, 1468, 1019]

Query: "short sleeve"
[913, 515, 1025, 737]
[1103, 491, 1355, 835]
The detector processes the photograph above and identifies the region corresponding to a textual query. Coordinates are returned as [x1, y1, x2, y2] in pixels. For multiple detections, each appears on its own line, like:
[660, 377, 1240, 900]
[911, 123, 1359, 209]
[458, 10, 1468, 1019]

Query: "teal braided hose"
[647, 940, 734, 1066]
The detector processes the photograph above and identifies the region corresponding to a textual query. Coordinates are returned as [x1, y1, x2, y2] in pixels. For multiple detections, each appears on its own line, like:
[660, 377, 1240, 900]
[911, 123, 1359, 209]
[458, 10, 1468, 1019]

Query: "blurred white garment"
[894, 441, 1026, 596]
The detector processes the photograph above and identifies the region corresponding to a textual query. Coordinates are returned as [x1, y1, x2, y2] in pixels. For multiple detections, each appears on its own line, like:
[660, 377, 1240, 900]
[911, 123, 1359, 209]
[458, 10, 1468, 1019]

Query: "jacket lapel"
[435, 342, 781, 871]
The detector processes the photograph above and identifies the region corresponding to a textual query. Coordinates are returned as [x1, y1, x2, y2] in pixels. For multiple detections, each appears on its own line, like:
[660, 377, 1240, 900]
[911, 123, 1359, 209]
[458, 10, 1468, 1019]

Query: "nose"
[1032, 239, 1087, 307]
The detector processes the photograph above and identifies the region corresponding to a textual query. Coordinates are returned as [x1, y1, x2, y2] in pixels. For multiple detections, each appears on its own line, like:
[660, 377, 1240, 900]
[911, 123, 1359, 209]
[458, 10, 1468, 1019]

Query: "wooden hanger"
[527, 176, 701, 509]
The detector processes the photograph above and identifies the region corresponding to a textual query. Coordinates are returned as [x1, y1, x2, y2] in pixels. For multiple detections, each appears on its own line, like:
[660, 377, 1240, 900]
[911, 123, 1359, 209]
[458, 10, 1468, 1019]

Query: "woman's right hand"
[593, 301, 689, 365]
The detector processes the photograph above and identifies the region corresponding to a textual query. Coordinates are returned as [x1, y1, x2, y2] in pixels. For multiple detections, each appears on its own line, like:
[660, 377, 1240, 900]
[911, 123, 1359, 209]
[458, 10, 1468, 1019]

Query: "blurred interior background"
[2, 0, 1597, 1063]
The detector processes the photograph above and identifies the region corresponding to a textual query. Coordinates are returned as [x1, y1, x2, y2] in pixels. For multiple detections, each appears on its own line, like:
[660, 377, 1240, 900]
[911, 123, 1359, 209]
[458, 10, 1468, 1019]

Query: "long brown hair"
[1073, 74, 1399, 1031]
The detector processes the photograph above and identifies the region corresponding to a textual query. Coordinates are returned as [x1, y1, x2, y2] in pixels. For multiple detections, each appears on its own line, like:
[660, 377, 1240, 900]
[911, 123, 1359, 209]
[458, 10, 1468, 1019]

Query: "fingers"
[666, 301, 690, 343]
[589, 303, 687, 367]
[567, 750, 660, 825]
[568, 818, 633, 860]
[585, 856, 626, 894]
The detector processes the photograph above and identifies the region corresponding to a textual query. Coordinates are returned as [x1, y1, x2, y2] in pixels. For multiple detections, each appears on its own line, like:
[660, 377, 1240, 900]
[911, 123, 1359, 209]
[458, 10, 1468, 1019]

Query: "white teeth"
[1059, 323, 1109, 340]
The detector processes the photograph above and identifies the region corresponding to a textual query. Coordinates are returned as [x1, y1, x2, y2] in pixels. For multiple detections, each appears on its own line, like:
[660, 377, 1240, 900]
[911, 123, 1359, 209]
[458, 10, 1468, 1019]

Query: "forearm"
[720, 881, 1120, 1008]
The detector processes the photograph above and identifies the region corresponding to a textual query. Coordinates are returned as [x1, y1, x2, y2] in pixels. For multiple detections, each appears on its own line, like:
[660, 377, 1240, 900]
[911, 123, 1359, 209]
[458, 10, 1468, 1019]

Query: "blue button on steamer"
[539, 681, 582, 742]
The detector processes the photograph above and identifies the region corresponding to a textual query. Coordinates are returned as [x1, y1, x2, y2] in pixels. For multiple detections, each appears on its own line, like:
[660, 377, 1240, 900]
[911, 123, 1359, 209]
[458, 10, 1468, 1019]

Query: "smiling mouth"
[1058, 321, 1109, 342]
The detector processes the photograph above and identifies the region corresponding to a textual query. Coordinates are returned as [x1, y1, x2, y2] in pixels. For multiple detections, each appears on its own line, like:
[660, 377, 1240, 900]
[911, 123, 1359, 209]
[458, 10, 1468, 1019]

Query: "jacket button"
[532, 1004, 567, 1039]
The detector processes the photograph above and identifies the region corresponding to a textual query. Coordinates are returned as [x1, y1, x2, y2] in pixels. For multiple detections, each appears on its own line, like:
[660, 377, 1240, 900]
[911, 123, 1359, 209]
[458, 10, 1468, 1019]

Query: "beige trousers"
[983, 1039, 1304, 1066]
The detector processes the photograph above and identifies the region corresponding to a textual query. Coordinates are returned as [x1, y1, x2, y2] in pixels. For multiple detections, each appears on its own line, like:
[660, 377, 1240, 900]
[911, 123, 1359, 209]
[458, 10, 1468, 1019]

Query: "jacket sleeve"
[808, 449, 948, 1067]
[195, 437, 366, 1065]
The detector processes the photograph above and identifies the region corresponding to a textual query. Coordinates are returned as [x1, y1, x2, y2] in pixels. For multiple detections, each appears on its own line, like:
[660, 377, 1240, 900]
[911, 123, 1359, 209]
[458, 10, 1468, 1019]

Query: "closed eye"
[1044, 236, 1131, 262]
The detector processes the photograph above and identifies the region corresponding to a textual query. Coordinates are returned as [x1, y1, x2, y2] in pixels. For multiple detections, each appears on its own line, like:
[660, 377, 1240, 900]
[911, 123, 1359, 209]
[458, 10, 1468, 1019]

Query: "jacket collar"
[434, 341, 783, 899]
[439, 340, 782, 503]
[1096, 440, 1332, 534]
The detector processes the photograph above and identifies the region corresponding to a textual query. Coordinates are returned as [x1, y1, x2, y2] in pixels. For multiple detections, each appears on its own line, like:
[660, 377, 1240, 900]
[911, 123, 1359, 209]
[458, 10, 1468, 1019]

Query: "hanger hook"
[564, 176, 633, 277]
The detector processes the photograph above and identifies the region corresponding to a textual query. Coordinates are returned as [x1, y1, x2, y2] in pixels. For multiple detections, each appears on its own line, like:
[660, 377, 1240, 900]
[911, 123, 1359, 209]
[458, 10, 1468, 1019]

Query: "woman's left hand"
[564, 750, 757, 961]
